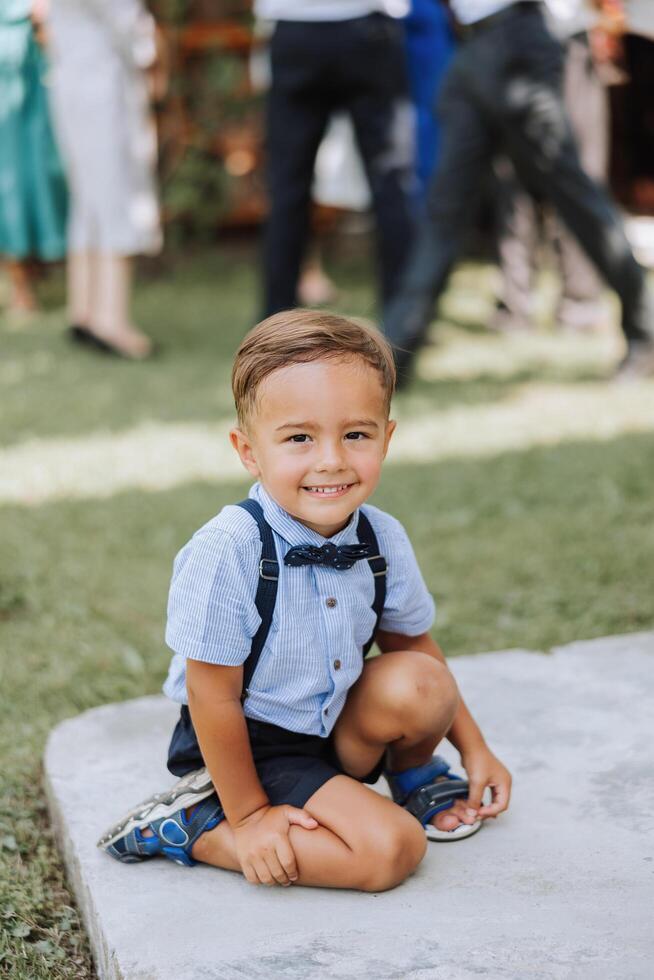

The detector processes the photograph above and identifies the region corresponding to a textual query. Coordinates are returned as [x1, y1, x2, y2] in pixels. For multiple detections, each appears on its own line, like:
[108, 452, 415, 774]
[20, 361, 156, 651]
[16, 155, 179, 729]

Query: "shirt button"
[325, 597, 337, 608]
[333, 659, 341, 670]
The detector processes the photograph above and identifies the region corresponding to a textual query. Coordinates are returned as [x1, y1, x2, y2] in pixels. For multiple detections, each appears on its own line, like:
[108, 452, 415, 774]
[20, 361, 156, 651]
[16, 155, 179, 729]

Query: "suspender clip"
[259, 558, 279, 581]
[368, 555, 387, 577]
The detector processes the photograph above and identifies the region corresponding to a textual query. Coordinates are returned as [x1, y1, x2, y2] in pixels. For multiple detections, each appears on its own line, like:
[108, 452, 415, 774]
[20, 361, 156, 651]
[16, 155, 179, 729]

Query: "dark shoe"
[68, 324, 156, 360]
[68, 324, 115, 354]
[615, 339, 654, 381]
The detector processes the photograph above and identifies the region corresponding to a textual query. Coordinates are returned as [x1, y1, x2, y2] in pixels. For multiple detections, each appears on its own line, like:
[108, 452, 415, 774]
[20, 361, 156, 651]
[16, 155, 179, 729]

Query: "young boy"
[99, 310, 511, 891]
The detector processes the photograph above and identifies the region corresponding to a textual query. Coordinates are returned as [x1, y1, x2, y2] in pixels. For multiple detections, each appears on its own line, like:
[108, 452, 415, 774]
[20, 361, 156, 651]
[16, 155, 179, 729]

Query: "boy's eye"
[345, 431, 368, 440]
[288, 434, 310, 443]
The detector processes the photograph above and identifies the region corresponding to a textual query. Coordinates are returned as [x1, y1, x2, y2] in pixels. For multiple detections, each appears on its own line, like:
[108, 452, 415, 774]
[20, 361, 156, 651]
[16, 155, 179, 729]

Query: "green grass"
[1, 247, 654, 978]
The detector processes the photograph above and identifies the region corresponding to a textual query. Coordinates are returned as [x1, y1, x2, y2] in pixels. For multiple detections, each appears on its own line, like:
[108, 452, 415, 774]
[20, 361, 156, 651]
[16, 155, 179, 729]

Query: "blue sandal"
[386, 755, 482, 842]
[97, 768, 224, 866]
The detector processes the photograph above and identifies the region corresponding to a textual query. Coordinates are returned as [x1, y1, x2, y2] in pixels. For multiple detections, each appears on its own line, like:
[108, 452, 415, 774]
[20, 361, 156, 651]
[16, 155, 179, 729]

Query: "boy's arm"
[376, 630, 512, 818]
[186, 659, 317, 884]
[187, 659, 268, 823]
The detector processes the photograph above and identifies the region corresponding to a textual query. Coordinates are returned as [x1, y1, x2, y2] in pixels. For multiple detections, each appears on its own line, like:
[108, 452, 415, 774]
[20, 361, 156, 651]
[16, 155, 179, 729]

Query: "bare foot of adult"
[298, 267, 339, 307]
[10, 291, 39, 314]
[91, 325, 154, 360]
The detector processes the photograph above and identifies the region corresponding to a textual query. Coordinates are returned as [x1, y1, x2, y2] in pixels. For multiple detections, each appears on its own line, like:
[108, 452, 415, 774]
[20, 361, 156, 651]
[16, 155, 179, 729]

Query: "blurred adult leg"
[550, 34, 608, 328]
[494, 34, 608, 333]
[382, 55, 495, 369]
[385, 4, 651, 380]
[494, 8, 649, 347]
[6, 259, 38, 313]
[262, 23, 331, 317]
[493, 157, 540, 331]
[68, 251, 94, 327]
[347, 14, 415, 306]
[92, 254, 152, 359]
[403, 0, 456, 204]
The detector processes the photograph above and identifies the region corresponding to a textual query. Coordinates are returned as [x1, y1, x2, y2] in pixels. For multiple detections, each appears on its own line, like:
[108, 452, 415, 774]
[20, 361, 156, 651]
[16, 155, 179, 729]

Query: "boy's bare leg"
[333, 650, 478, 833]
[192, 650, 468, 888]
[192, 776, 426, 892]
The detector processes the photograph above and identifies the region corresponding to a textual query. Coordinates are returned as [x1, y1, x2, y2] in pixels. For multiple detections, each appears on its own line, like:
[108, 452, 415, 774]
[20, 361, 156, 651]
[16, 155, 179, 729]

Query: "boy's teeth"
[306, 485, 347, 494]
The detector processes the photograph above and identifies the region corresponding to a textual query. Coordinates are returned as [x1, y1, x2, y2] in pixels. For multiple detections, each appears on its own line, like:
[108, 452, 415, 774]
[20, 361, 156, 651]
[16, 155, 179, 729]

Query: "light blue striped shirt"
[163, 482, 435, 736]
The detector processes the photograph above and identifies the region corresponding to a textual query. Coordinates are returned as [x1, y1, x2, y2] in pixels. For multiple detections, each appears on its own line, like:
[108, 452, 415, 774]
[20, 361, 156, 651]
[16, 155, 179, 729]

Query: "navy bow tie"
[284, 541, 375, 570]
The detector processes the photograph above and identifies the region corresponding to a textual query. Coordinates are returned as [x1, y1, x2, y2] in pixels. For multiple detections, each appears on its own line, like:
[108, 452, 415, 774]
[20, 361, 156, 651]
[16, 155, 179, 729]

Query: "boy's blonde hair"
[232, 309, 396, 428]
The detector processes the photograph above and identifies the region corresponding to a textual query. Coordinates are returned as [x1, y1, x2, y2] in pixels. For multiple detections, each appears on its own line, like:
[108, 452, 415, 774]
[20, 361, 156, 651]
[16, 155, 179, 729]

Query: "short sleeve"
[165, 527, 261, 665]
[377, 517, 435, 636]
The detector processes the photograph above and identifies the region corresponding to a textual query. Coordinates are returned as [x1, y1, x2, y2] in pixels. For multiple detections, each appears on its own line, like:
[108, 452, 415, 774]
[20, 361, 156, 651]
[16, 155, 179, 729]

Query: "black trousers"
[383, 2, 649, 354]
[263, 14, 414, 317]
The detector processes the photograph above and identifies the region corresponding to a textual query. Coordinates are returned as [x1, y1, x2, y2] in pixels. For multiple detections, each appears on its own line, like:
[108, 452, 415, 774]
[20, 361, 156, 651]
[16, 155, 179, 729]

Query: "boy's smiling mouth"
[302, 483, 354, 497]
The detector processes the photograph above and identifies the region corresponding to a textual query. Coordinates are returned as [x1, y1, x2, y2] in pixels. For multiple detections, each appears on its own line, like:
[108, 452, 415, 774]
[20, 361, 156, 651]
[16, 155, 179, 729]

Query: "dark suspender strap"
[356, 510, 387, 657]
[237, 500, 279, 694]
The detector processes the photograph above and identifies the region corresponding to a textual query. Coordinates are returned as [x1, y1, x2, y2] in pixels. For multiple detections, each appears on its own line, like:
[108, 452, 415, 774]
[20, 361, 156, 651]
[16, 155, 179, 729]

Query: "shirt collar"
[249, 482, 360, 548]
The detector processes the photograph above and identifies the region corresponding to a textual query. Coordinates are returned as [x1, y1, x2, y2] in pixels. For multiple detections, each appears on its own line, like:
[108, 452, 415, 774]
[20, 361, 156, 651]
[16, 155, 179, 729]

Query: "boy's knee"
[357, 814, 427, 893]
[382, 652, 459, 733]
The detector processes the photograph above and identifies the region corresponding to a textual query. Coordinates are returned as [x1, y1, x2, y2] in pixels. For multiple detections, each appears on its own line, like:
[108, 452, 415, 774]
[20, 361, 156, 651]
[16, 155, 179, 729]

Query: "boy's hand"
[233, 804, 318, 886]
[461, 745, 512, 819]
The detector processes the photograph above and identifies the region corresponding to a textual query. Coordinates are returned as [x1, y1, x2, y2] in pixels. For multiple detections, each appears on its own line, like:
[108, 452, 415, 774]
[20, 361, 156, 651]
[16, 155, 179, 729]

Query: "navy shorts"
[168, 707, 384, 809]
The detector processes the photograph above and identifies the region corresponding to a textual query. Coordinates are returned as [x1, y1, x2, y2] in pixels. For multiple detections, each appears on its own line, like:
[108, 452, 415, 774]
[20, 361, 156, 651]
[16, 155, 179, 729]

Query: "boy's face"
[230, 357, 396, 538]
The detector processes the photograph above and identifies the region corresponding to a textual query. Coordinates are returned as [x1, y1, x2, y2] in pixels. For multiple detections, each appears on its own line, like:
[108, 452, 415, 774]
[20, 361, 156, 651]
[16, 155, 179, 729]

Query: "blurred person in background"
[404, 0, 456, 207]
[383, 0, 654, 383]
[493, 0, 615, 334]
[48, 0, 166, 360]
[257, 0, 415, 318]
[0, 0, 67, 317]
[288, 1, 457, 308]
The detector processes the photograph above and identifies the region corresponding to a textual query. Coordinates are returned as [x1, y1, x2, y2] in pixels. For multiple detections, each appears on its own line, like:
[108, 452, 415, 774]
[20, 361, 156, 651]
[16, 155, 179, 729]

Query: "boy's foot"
[97, 768, 223, 866]
[385, 756, 482, 842]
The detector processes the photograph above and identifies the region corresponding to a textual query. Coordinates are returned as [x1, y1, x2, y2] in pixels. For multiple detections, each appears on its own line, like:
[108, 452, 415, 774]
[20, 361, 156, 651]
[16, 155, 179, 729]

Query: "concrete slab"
[44, 632, 654, 980]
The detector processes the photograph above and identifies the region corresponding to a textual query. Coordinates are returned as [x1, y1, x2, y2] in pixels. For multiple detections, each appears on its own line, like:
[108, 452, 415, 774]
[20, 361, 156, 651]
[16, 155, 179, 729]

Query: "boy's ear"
[229, 427, 261, 478]
[382, 419, 397, 458]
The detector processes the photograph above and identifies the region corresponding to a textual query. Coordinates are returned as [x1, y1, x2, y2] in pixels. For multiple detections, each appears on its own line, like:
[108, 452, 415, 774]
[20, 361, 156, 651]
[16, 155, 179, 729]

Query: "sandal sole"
[97, 768, 215, 849]
[425, 819, 482, 842]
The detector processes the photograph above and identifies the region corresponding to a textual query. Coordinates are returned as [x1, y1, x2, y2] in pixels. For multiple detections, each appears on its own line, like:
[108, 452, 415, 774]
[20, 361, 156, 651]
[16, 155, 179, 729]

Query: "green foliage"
[150, 0, 189, 22]
[151, 2, 261, 241]
[161, 145, 231, 243]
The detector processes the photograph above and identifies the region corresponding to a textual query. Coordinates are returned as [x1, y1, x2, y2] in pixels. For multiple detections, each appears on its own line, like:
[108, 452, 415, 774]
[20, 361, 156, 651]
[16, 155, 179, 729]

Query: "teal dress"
[0, 0, 67, 260]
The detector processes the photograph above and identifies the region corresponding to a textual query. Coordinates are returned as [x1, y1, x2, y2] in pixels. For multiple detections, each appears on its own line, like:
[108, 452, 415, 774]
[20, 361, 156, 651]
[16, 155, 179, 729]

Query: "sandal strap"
[105, 794, 223, 866]
[385, 755, 471, 827]
[150, 795, 224, 867]
[403, 777, 470, 827]
[105, 828, 162, 863]
[386, 755, 453, 805]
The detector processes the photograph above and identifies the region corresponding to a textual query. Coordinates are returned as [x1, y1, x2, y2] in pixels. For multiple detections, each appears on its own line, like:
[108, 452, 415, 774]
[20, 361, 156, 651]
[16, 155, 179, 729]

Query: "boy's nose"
[315, 442, 346, 471]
